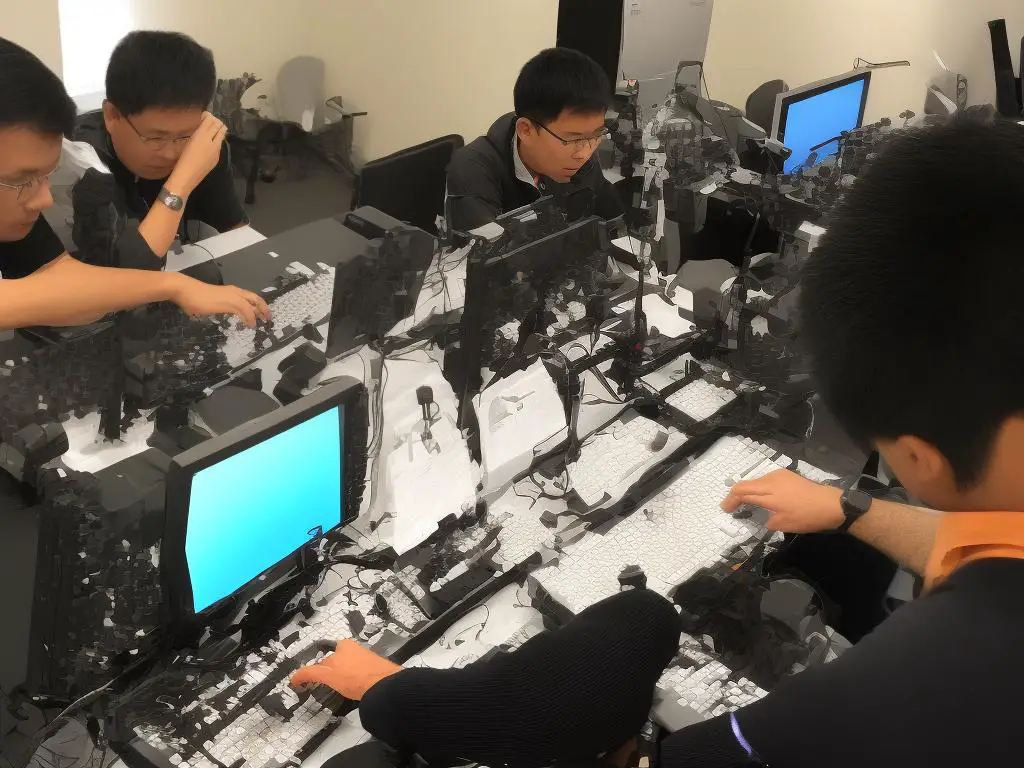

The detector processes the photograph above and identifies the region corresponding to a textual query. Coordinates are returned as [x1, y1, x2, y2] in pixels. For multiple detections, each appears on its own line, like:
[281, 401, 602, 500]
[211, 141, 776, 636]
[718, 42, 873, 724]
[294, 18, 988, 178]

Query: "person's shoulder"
[0, 218, 66, 278]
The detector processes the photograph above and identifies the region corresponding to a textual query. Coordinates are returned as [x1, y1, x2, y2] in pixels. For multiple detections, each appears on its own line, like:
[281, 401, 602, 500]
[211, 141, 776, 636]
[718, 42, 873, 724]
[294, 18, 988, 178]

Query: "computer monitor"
[162, 377, 367, 625]
[771, 70, 871, 173]
[458, 214, 610, 419]
[326, 224, 437, 358]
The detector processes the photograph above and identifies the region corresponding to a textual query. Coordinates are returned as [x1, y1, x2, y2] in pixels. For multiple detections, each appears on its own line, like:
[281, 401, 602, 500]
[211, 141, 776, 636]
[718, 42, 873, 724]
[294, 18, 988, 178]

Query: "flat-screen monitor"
[772, 71, 871, 173]
[162, 377, 367, 622]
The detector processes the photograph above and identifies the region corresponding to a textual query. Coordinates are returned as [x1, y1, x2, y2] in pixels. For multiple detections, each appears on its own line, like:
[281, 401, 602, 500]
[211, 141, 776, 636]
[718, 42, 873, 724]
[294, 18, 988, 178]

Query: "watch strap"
[838, 488, 872, 533]
[158, 187, 185, 211]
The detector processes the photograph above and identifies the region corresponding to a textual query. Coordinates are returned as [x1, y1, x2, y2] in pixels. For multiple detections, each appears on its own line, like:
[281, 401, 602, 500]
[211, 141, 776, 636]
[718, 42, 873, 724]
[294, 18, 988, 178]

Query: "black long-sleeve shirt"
[358, 560, 1024, 768]
[446, 113, 624, 232]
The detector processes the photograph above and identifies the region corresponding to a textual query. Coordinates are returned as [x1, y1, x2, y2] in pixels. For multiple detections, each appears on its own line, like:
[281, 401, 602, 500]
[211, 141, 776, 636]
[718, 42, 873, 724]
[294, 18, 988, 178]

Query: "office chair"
[353, 134, 464, 234]
[745, 79, 788, 134]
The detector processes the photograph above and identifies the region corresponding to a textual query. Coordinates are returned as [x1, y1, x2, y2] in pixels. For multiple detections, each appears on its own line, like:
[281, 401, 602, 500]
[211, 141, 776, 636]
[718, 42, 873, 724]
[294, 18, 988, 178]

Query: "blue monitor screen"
[185, 406, 344, 612]
[780, 78, 867, 173]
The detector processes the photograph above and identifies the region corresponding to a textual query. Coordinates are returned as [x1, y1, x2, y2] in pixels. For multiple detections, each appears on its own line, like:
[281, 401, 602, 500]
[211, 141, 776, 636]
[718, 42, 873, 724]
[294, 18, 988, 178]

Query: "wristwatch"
[157, 186, 185, 211]
[837, 487, 872, 533]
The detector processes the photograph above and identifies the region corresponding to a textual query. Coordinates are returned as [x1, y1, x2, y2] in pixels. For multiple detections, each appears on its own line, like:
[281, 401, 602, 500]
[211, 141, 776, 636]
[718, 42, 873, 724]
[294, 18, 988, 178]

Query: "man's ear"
[879, 435, 954, 494]
[515, 116, 535, 140]
[101, 101, 120, 131]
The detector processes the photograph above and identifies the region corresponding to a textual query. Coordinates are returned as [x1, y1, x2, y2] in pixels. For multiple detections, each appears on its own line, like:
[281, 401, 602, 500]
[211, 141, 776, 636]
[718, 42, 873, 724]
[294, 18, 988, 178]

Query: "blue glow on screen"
[781, 78, 866, 173]
[185, 406, 344, 612]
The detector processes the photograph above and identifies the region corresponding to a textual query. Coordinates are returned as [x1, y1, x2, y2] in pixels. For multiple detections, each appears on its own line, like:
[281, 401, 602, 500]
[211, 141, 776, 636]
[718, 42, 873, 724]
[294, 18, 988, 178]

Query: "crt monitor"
[162, 377, 367, 624]
[771, 70, 871, 173]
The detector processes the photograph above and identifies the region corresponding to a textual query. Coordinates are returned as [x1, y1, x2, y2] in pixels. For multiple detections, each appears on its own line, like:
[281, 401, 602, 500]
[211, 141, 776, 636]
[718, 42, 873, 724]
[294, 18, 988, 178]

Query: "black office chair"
[352, 134, 464, 234]
[745, 79, 788, 135]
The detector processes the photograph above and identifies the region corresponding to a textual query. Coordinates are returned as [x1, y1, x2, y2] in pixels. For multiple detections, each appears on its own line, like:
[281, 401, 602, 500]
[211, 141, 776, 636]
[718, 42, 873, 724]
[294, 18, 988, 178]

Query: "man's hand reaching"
[721, 468, 844, 533]
[170, 275, 270, 328]
[290, 639, 401, 701]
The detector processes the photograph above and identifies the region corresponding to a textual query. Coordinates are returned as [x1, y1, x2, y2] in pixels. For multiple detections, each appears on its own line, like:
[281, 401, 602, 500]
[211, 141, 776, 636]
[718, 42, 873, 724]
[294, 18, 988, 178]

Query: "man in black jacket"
[446, 48, 624, 231]
[73, 31, 247, 270]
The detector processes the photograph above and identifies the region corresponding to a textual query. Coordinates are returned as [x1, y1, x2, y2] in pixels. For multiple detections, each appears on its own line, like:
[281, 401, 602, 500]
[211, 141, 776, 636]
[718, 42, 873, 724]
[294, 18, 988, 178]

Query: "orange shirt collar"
[924, 512, 1024, 591]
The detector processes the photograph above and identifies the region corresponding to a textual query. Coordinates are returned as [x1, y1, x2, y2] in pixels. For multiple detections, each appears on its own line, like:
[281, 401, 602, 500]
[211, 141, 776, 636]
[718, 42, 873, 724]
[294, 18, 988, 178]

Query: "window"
[58, 0, 134, 100]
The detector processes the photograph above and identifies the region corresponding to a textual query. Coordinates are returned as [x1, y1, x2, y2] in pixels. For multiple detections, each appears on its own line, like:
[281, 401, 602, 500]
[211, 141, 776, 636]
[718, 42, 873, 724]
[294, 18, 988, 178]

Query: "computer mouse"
[184, 259, 224, 286]
[649, 430, 670, 451]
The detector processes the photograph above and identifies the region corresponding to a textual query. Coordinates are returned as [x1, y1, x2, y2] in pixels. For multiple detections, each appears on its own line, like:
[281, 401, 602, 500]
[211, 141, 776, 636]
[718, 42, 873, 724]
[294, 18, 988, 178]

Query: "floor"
[237, 154, 355, 237]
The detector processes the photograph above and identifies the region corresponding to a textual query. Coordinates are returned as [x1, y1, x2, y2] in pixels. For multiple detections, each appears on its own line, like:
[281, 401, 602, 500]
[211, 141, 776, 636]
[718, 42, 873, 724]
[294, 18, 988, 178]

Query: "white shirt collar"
[511, 134, 538, 188]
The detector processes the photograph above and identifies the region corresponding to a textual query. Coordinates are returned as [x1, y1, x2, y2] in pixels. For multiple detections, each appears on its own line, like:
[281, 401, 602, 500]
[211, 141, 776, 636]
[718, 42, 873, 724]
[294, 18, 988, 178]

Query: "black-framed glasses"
[533, 121, 609, 151]
[0, 167, 59, 200]
[124, 115, 193, 149]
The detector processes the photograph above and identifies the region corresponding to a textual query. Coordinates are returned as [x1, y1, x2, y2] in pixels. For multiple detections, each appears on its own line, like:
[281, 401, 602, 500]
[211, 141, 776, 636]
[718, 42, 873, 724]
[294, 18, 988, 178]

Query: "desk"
[6, 219, 862, 768]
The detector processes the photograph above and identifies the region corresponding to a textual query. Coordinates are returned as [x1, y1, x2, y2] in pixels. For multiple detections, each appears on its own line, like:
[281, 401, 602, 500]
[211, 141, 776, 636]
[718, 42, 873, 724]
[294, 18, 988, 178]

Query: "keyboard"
[221, 262, 335, 371]
[568, 411, 689, 508]
[121, 567, 428, 768]
[654, 634, 769, 726]
[534, 436, 792, 615]
[665, 379, 737, 423]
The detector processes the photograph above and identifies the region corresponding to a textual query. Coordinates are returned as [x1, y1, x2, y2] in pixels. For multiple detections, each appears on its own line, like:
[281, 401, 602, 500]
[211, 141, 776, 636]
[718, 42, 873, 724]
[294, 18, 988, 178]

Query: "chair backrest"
[277, 56, 327, 129]
[354, 135, 465, 234]
[745, 79, 788, 134]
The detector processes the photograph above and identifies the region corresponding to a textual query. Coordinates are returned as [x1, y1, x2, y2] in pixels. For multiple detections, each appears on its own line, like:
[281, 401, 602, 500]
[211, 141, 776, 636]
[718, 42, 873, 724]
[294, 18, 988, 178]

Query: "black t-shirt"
[0, 217, 66, 279]
[72, 113, 247, 269]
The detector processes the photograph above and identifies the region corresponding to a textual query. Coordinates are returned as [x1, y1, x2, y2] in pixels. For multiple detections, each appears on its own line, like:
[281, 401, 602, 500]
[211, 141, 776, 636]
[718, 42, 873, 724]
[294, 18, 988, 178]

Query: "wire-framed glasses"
[124, 115, 193, 150]
[534, 121, 609, 151]
[0, 168, 59, 200]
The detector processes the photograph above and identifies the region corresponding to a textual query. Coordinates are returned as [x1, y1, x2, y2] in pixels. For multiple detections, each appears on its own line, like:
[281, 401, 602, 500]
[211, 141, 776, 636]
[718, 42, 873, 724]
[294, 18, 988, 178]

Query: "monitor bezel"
[161, 377, 367, 627]
[771, 70, 872, 164]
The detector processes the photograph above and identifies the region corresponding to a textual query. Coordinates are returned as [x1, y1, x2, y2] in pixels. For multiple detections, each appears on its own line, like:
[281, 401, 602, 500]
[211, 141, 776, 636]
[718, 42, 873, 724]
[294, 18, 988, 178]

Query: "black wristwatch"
[837, 487, 872, 533]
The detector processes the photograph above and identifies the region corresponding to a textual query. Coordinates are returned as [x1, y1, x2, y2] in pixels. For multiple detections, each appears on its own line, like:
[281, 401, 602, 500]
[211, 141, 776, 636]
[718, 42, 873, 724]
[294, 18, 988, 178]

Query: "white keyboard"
[666, 379, 737, 422]
[132, 568, 426, 768]
[536, 436, 790, 614]
[489, 488, 560, 567]
[222, 262, 335, 369]
[568, 412, 689, 508]
[655, 634, 769, 724]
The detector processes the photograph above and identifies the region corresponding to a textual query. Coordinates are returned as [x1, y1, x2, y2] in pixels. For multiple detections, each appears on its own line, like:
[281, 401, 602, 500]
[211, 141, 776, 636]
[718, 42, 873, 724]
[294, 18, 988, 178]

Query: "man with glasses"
[446, 48, 624, 232]
[0, 36, 268, 330]
[73, 31, 246, 270]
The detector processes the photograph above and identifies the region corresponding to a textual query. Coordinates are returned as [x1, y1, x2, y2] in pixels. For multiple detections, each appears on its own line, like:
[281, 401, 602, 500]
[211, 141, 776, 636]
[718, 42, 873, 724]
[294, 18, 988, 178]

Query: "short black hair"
[514, 48, 611, 124]
[106, 31, 216, 116]
[798, 118, 1024, 487]
[0, 37, 76, 137]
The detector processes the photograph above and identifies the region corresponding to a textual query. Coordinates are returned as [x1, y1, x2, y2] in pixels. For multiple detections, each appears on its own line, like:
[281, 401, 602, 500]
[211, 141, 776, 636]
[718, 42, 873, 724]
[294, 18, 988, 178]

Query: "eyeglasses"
[0, 167, 59, 200]
[534, 121, 610, 151]
[124, 115, 194, 149]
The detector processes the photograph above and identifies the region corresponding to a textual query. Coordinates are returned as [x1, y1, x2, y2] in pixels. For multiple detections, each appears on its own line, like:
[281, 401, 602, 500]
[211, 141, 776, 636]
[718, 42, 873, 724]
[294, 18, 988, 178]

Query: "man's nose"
[24, 181, 54, 212]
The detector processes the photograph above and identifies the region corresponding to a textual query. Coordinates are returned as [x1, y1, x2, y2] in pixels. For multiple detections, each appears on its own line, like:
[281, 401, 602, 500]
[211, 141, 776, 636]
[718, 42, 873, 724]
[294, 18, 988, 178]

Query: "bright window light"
[58, 0, 134, 97]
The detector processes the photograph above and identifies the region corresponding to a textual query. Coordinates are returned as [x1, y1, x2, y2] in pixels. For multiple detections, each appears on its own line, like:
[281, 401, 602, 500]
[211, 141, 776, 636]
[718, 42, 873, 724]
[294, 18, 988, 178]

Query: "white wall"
[1, 0, 64, 74]
[307, 0, 559, 162]
[128, 0, 313, 89]
[705, 0, 1024, 124]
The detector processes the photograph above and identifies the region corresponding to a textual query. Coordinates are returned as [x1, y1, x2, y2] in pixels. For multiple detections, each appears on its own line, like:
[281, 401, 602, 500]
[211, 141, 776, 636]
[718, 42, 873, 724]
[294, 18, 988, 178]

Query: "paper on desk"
[613, 293, 694, 338]
[474, 360, 568, 495]
[388, 437, 477, 556]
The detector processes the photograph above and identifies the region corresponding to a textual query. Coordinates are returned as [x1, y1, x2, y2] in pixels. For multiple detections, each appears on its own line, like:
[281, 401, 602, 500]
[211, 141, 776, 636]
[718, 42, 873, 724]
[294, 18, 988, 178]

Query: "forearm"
[848, 498, 941, 576]
[137, 169, 194, 257]
[0, 256, 184, 329]
[137, 201, 185, 257]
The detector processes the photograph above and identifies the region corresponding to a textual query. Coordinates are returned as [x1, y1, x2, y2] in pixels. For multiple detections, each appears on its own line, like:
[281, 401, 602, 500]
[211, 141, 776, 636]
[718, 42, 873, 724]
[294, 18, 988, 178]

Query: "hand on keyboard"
[173, 279, 271, 328]
[721, 468, 844, 533]
[290, 638, 402, 700]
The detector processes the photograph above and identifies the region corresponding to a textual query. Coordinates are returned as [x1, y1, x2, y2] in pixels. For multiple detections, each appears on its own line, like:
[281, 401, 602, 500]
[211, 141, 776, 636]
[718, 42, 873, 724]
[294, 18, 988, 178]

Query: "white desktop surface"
[165, 226, 266, 272]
